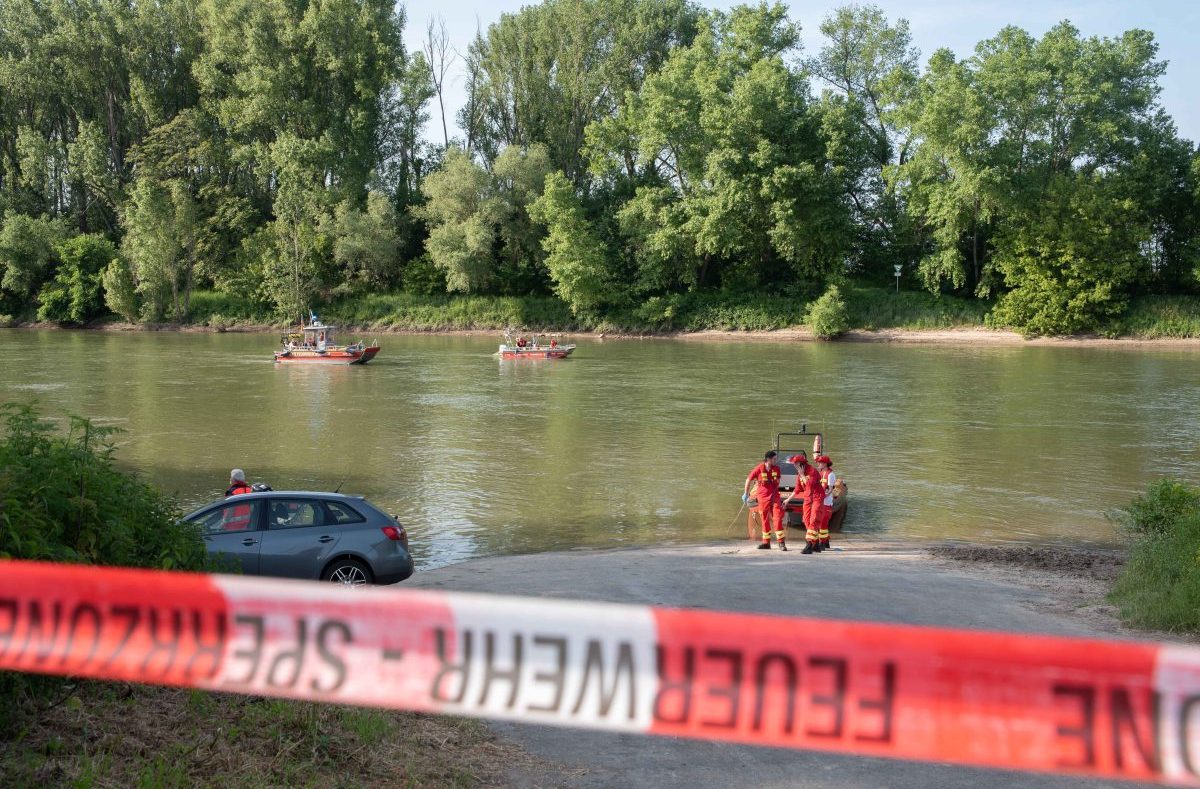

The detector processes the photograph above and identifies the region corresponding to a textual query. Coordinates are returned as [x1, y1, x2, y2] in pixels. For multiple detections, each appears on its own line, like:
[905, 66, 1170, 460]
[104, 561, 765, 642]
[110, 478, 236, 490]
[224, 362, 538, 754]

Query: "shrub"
[805, 285, 850, 339]
[1110, 479, 1200, 633]
[0, 402, 205, 569]
[400, 253, 446, 296]
[0, 402, 208, 723]
[36, 234, 117, 323]
[101, 257, 139, 322]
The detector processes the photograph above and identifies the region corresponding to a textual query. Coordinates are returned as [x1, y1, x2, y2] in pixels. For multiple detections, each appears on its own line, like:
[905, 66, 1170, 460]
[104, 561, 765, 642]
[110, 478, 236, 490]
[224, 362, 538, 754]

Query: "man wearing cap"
[812, 455, 838, 553]
[225, 469, 253, 497]
[784, 451, 823, 553]
[743, 451, 787, 551]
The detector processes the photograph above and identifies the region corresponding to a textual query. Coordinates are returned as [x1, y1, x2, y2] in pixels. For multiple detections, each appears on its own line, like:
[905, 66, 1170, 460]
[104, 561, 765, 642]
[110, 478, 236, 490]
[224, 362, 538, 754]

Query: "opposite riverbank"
[13, 320, 1200, 349]
[6, 285, 1200, 343]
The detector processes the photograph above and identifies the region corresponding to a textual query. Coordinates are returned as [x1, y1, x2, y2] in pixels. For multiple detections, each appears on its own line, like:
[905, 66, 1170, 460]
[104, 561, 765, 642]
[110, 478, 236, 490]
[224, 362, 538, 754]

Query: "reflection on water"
[2, 329, 1198, 568]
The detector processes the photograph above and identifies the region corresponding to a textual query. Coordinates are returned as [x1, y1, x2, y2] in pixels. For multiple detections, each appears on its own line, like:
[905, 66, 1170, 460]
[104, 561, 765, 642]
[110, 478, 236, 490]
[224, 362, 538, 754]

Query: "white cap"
[230, 468, 246, 482]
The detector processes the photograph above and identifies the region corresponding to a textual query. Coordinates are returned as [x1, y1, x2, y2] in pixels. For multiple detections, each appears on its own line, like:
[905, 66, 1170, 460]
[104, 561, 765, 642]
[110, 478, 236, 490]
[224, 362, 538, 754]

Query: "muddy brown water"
[2, 329, 1197, 568]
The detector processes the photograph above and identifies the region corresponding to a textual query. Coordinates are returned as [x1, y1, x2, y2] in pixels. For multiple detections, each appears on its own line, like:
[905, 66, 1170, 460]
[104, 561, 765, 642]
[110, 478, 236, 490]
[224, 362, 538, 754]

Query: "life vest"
[226, 482, 253, 497]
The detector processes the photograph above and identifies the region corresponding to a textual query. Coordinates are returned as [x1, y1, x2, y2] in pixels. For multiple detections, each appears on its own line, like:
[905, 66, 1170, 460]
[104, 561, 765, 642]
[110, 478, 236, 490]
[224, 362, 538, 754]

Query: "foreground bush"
[0, 402, 205, 569]
[1110, 479, 1200, 632]
[0, 402, 208, 725]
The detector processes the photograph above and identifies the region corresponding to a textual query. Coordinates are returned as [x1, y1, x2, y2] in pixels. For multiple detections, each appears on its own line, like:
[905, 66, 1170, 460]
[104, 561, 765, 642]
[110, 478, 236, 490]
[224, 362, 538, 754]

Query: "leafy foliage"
[0, 1, 1197, 336]
[0, 402, 206, 570]
[36, 235, 117, 323]
[0, 401, 208, 723]
[530, 172, 616, 315]
[102, 257, 140, 323]
[806, 284, 850, 338]
[0, 214, 68, 310]
[1111, 480, 1200, 633]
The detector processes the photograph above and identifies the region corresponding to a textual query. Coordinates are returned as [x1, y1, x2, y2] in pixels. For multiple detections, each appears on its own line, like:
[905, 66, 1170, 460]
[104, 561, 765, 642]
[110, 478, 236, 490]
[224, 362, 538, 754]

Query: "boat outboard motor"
[251, 482, 273, 492]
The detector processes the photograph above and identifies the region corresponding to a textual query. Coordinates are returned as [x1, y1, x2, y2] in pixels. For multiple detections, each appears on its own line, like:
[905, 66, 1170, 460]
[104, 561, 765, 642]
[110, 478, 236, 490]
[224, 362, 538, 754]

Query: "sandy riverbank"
[10, 320, 1200, 348]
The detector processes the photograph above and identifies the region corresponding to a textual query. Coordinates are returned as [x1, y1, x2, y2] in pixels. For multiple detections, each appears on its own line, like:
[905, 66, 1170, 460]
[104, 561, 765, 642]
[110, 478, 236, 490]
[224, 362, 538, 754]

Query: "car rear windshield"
[325, 500, 366, 524]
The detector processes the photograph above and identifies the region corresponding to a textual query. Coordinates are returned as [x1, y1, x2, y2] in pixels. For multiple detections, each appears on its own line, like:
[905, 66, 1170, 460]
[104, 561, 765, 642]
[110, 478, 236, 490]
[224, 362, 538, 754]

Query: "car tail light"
[382, 521, 409, 549]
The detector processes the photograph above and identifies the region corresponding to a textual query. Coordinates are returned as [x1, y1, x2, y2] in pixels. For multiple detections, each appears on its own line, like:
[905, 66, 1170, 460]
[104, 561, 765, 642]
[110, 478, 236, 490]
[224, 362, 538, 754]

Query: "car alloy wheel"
[329, 564, 369, 586]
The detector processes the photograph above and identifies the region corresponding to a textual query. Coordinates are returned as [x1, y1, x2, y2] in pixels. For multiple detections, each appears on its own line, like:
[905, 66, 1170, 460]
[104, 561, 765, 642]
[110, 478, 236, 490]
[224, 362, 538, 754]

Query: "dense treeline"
[0, 0, 1196, 335]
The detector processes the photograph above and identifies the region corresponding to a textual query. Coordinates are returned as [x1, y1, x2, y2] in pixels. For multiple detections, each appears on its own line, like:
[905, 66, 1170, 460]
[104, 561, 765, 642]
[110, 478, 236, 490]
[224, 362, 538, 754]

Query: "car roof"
[182, 491, 370, 519]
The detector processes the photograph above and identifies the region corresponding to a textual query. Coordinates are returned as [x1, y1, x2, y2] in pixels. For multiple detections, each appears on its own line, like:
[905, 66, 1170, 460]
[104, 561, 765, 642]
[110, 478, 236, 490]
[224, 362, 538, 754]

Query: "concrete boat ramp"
[408, 539, 1149, 788]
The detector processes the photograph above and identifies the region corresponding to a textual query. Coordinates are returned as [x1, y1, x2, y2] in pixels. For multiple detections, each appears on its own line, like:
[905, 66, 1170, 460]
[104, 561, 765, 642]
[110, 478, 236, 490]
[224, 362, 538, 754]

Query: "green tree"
[265, 159, 330, 320]
[120, 178, 199, 320]
[465, 0, 699, 182]
[418, 144, 554, 294]
[990, 176, 1146, 335]
[530, 171, 615, 314]
[194, 0, 409, 199]
[895, 21, 1176, 330]
[597, 3, 849, 292]
[37, 234, 118, 323]
[417, 147, 496, 292]
[329, 191, 401, 290]
[811, 5, 920, 278]
[491, 144, 554, 293]
[0, 212, 67, 308]
[101, 256, 139, 323]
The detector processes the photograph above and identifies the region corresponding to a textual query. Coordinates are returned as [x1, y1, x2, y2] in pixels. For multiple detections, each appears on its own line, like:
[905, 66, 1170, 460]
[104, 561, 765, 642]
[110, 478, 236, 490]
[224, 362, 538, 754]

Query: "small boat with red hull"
[274, 315, 380, 365]
[497, 333, 575, 360]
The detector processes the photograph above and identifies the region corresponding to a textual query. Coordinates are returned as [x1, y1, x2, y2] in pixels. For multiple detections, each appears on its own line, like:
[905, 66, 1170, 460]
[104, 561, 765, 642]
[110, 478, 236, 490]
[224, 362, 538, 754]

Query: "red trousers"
[759, 497, 784, 541]
[814, 503, 833, 540]
[802, 499, 822, 541]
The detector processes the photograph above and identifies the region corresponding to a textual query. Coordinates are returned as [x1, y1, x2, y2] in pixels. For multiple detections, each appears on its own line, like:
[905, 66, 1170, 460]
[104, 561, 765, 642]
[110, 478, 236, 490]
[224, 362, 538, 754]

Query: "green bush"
[36, 234, 117, 324]
[1115, 295, 1200, 338]
[187, 290, 269, 324]
[1110, 479, 1200, 632]
[101, 257, 139, 322]
[841, 284, 990, 330]
[805, 285, 850, 339]
[0, 403, 206, 569]
[0, 402, 208, 724]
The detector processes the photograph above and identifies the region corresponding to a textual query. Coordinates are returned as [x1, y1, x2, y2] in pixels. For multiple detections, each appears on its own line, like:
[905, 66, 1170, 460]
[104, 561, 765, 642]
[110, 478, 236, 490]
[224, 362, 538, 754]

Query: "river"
[1, 329, 1197, 568]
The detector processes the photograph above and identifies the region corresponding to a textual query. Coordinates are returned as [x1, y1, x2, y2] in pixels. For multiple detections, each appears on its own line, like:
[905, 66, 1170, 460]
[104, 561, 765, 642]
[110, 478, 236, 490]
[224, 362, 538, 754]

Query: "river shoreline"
[8, 319, 1200, 348]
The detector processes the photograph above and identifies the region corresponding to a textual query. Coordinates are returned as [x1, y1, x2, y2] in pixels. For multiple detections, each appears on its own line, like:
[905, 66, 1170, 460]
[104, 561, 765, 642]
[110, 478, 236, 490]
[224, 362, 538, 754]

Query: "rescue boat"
[496, 333, 575, 360]
[274, 314, 380, 365]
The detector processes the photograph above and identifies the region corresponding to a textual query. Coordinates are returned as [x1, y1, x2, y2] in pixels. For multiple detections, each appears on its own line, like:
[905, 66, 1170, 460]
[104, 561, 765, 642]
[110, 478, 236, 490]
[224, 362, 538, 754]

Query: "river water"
[1, 329, 1197, 567]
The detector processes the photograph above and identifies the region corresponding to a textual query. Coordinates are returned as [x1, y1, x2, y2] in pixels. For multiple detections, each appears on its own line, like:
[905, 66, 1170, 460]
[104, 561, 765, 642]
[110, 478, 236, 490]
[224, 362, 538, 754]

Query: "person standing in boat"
[785, 452, 823, 553]
[810, 455, 838, 553]
[226, 469, 253, 497]
[744, 451, 787, 551]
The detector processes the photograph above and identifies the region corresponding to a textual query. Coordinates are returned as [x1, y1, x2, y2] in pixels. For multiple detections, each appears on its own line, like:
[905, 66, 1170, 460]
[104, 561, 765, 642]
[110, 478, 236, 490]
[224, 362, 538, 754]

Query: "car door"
[257, 497, 341, 580]
[190, 499, 264, 575]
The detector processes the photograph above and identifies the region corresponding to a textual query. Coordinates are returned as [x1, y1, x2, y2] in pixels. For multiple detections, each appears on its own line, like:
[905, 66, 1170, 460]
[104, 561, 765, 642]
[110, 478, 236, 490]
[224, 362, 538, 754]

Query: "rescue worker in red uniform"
[809, 455, 838, 554]
[743, 451, 787, 551]
[225, 469, 253, 497]
[222, 468, 254, 531]
[784, 452, 823, 553]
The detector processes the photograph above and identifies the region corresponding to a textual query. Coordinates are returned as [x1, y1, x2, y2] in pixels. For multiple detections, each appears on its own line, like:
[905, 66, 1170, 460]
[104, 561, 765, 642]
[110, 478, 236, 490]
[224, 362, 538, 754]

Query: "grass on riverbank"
[1110, 479, 1200, 633]
[180, 283, 990, 334]
[1113, 295, 1200, 338]
[62, 284, 1200, 338]
[0, 682, 543, 786]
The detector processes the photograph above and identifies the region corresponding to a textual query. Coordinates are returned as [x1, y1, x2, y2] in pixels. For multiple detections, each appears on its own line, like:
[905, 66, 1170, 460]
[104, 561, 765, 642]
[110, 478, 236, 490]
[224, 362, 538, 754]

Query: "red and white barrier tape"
[1, 560, 1198, 784]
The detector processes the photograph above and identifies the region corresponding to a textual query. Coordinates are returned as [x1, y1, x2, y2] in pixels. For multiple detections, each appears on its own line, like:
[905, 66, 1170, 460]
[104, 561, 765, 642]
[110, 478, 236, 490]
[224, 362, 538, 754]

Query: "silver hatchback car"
[183, 491, 414, 585]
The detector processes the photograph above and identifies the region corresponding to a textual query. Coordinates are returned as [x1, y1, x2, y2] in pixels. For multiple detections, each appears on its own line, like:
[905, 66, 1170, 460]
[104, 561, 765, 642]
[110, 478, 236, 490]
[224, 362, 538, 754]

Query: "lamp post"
[894, 264, 902, 293]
